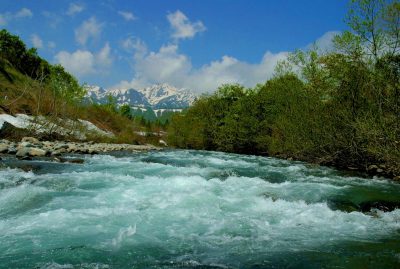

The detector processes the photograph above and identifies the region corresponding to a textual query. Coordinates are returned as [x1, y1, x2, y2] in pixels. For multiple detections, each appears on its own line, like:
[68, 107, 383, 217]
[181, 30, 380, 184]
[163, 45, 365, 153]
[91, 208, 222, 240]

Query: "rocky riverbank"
[0, 137, 161, 161]
[278, 153, 400, 182]
[1, 136, 398, 183]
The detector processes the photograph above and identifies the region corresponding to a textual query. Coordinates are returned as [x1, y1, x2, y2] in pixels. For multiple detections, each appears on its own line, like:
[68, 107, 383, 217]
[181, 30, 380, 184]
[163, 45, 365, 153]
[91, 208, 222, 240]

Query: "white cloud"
[121, 37, 135, 51]
[167, 10, 206, 40]
[15, 8, 33, 18]
[42, 11, 63, 28]
[54, 43, 113, 78]
[67, 3, 85, 16]
[75, 17, 103, 45]
[308, 31, 340, 52]
[121, 37, 147, 57]
[0, 8, 33, 25]
[97, 42, 113, 67]
[187, 52, 287, 92]
[114, 41, 287, 93]
[48, 41, 56, 49]
[30, 34, 43, 49]
[113, 31, 342, 93]
[55, 50, 95, 76]
[118, 11, 136, 21]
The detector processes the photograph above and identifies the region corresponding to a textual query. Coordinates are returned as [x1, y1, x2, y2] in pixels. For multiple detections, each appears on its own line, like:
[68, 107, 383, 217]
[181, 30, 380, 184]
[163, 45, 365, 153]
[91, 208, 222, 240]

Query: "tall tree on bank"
[168, 0, 400, 175]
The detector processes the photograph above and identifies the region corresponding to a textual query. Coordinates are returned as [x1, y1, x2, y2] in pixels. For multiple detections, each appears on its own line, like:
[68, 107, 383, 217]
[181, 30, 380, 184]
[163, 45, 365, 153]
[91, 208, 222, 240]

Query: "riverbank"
[1, 136, 398, 183]
[0, 137, 161, 161]
[271, 152, 400, 183]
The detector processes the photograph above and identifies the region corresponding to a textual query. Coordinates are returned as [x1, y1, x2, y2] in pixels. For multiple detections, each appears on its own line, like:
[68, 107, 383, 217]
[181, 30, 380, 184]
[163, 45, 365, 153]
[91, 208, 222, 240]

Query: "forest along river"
[0, 150, 399, 268]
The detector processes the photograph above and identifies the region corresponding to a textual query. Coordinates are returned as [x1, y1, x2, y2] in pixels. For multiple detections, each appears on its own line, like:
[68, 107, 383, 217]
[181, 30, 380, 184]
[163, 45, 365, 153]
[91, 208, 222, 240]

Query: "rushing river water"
[0, 150, 399, 269]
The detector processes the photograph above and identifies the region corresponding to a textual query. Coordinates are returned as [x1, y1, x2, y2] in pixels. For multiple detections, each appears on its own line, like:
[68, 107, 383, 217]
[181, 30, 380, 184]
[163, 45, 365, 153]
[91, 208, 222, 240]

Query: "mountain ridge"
[85, 83, 196, 110]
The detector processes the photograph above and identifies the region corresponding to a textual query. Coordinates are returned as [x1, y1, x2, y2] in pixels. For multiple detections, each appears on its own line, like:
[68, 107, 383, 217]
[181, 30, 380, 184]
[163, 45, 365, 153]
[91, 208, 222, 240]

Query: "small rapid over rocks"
[0, 150, 399, 268]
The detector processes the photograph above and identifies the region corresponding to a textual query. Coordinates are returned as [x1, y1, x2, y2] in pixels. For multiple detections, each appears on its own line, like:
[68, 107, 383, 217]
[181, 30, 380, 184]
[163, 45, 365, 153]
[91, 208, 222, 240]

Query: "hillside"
[0, 29, 163, 144]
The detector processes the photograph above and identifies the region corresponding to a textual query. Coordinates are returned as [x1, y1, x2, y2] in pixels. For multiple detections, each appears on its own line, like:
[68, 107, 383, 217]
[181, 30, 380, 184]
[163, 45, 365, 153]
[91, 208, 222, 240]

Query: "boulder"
[7, 147, 17, 154]
[0, 144, 9, 153]
[21, 137, 40, 145]
[359, 201, 400, 212]
[88, 149, 98, 155]
[51, 148, 66, 156]
[58, 157, 84, 164]
[16, 147, 30, 158]
[16, 147, 48, 158]
[68, 144, 78, 152]
[18, 142, 32, 148]
[367, 164, 379, 171]
[54, 143, 69, 150]
[78, 148, 89, 154]
[28, 148, 48, 157]
[0, 122, 27, 140]
[68, 158, 85, 164]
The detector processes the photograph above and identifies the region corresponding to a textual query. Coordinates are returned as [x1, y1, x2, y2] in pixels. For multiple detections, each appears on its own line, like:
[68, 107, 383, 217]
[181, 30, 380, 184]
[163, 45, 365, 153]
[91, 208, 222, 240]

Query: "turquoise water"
[0, 150, 399, 268]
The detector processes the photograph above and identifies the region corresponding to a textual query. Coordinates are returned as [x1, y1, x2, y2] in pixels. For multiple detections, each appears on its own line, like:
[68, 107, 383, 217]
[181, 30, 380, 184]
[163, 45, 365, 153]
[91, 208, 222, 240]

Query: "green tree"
[49, 65, 85, 102]
[346, 0, 386, 60]
[119, 104, 132, 118]
[0, 29, 50, 79]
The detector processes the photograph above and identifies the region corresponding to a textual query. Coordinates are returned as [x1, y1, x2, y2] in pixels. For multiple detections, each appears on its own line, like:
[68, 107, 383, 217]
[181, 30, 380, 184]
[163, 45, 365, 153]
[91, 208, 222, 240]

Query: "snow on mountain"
[85, 83, 196, 109]
[85, 85, 107, 103]
[106, 88, 150, 107]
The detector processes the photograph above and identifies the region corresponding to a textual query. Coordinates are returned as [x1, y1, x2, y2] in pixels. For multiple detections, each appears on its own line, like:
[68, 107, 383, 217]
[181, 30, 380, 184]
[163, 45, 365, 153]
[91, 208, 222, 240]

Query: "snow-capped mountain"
[85, 83, 196, 109]
[85, 85, 106, 103]
[107, 88, 150, 107]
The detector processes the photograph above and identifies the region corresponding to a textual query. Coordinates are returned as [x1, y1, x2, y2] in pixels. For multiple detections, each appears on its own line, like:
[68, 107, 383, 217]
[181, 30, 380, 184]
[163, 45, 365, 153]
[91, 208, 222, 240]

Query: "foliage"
[0, 29, 164, 144]
[168, 0, 400, 172]
[119, 104, 132, 118]
[0, 29, 50, 80]
[49, 65, 86, 102]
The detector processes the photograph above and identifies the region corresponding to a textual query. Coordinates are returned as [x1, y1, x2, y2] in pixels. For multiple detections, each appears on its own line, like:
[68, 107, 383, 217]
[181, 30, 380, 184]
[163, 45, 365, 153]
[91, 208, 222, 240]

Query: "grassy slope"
[0, 59, 156, 144]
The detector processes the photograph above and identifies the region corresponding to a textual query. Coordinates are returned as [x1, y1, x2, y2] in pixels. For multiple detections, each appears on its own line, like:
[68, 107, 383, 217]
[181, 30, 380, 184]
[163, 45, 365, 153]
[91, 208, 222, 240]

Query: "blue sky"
[1, 0, 348, 92]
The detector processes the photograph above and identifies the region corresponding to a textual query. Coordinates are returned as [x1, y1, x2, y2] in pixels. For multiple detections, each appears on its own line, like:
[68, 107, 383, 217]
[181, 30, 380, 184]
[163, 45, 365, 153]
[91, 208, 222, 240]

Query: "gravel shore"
[0, 137, 161, 160]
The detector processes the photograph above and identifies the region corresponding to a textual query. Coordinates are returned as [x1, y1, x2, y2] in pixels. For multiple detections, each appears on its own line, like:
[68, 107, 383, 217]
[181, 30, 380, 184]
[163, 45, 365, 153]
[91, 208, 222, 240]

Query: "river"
[0, 150, 399, 268]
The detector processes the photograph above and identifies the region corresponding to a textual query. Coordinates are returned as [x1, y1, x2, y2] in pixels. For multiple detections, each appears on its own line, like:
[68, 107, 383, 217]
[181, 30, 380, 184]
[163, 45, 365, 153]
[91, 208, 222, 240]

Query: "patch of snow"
[154, 108, 183, 114]
[134, 131, 147, 137]
[0, 114, 30, 129]
[0, 113, 114, 140]
[78, 119, 113, 137]
[159, 139, 168, 146]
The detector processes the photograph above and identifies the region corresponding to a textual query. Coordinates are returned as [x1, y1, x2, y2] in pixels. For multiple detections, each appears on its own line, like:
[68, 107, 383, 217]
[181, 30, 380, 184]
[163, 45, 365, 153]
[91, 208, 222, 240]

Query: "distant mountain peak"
[85, 83, 196, 109]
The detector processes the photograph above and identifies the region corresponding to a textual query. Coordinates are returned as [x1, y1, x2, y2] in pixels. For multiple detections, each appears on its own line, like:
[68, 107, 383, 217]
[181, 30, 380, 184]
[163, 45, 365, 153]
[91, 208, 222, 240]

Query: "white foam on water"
[112, 224, 137, 247]
[39, 262, 110, 269]
[39, 262, 74, 269]
[0, 150, 399, 267]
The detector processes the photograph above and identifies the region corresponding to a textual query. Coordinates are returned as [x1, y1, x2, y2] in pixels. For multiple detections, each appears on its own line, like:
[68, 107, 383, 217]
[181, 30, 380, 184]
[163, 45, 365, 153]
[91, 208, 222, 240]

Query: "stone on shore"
[2, 138, 161, 162]
[29, 148, 49, 157]
[16, 147, 48, 158]
[16, 147, 30, 158]
[0, 144, 9, 153]
[21, 137, 40, 145]
[18, 142, 32, 148]
[51, 149, 66, 156]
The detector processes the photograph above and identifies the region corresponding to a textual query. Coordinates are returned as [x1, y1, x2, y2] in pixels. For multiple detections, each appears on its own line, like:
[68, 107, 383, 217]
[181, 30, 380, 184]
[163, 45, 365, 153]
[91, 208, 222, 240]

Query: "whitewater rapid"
[0, 150, 399, 268]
